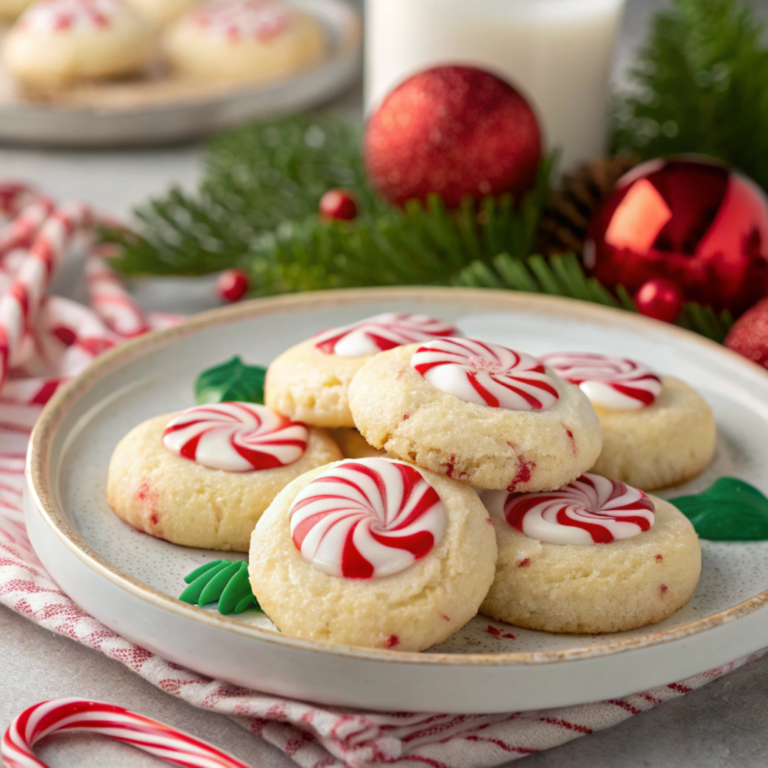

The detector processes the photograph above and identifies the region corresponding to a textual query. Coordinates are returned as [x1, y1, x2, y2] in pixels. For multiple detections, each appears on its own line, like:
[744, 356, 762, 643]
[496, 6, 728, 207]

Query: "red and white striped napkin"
[0, 181, 763, 768]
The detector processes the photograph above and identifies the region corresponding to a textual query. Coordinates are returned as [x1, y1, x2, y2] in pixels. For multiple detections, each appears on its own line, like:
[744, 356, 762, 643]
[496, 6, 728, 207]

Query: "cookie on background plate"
[5, 0, 157, 87]
[349, 338, 603, 492]
[265, 312, 461, 428]
[541, 353, 716, 490]
[0, 0, 33, 19]
[480, 474, 701, 634]
[249, 457, 497, 651]
[107, 403, 342, 552]
[164, 0, 326, 83]
[327, 428, 385, 459]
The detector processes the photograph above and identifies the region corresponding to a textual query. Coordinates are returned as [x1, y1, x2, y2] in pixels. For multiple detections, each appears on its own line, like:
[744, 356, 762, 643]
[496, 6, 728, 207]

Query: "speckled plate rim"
[26, 286, 768, 667]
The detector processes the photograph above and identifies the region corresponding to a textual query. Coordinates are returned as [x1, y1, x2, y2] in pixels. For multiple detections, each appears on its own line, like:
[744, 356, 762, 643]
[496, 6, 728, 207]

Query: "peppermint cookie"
[481, 474, 701, 633]
[249, 457, 497, 651]
[163, 0, 326, 84]
[348, 338, 602, 492]
[541, 353, 716, 490]
[265, 313, 461, 428]
[5, 0, 156, 87]
[107, 402, 342, 552]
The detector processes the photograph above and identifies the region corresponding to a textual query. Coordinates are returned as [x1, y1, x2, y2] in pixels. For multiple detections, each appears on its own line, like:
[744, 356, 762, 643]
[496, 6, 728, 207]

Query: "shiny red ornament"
[725, 298, 768, 369]
[364, 65, 542, 208]
[634, 278, 684, 323]
[216, 268, 249, 303]
[319, 188, 358, 221]
[586, 156, 768, 315]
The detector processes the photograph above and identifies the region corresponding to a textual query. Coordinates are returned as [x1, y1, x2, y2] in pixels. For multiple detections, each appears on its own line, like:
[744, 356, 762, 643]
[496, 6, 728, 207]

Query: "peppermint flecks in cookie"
[289, 458, 447, 579]
[541, 352, 663, 410]
[18, 0, 123, 33]
[412, 337, 560, 411]
[189, 0, 291, 42]
[486, 473, 655, 545]
[163, 402, 308, 472]
[313, 312, 461, 357]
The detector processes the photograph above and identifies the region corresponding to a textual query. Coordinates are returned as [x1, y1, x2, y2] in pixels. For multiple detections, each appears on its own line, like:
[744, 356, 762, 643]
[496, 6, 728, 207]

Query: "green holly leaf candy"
[195, 356, 267, 405]
[670, 477, 768, 541]
[179, 559, 262, 615]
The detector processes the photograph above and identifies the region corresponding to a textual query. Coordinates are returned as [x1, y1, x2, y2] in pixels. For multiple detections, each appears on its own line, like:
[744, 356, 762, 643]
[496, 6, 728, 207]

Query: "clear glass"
[364, 0, 627, 170]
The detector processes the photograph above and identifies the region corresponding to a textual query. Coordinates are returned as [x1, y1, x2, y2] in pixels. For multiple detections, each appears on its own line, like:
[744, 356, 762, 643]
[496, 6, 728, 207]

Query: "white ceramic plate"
[25, 288, 768, 713]
[0, 0, 361, 147]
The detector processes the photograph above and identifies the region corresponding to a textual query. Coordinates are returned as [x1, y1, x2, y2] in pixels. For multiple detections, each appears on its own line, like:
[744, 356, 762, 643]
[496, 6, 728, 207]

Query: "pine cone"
[538, 154, 640, 257]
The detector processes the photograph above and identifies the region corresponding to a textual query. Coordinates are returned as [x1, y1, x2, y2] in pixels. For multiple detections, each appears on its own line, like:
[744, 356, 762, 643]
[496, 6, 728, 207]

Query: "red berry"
[725, 298, 768, 369]
[365, 65, 541, 208]
[319, 189, 358, 221]
[216, 268, 249, 303]
[634, 278, 684, 323]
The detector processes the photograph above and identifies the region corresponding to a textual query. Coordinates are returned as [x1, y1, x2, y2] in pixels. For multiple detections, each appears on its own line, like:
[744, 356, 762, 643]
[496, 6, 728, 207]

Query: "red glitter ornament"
[319, 188, 358, 221]
[586, 156, 768, 315]
[634, 278, 684, 323]
[725, 298, 768, 369]
[216, 268, 249, 303]
[364, 65, 542, 208]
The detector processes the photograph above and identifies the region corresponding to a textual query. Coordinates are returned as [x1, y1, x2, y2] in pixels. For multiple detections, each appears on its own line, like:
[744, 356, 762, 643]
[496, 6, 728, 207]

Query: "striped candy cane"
[0, 197, 56, 271]
[2, 698, 253, 768]
[0, 183, 40, 219]
[0, 202, 93, 387]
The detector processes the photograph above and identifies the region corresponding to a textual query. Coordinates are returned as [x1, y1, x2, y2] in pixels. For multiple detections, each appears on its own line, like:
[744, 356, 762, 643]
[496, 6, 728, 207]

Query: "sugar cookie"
[348, 338, 602, 492]
[265, 312, 461, 428]
[0, 0, 34, 20]
[249, 457, 497, 651]
[480, 474, 701, 633]
[163, 0, 326, 84]
[327, 428, 385, 459]
[5, 0, 156, 87]
[107, 403, 342, 552]
[541, 353, 716, 490]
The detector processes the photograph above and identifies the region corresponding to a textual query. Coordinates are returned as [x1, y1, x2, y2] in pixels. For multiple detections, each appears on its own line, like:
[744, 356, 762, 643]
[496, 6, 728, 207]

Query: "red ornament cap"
[364, 65, 542, 208]
[319, 188, 358, 221]
[216, 268, 249, 303]
[586, 156, 768, 315]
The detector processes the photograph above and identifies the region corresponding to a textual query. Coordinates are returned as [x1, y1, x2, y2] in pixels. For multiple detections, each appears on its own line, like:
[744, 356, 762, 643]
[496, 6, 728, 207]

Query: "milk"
[365, 0, 626, 171]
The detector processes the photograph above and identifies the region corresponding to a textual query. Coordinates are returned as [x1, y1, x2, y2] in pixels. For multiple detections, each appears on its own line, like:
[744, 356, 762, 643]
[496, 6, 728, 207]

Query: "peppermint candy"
[163, 402, 308, 472]
[19, 0, 125, 33]
[290, 458, 447, 579]
[313, 312, 460, 357]
[411, 337, 560, 411]
[190, 0, 290, 42]
[485, 473, 655, 545]
[540, 352, 662, 410]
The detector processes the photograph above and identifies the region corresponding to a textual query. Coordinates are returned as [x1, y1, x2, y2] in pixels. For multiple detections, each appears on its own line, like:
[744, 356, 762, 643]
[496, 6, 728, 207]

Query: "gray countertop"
[3, 1, 768, 765]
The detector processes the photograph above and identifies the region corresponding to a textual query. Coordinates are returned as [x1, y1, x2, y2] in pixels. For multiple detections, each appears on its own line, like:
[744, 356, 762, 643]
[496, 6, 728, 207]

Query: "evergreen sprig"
[454, 252, 734, 342]
[612, 0, 768, 190]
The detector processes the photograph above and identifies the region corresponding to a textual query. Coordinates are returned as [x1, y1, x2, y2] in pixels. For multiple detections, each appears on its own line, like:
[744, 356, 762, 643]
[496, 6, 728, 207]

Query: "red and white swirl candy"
[485, 473, 655, 545]
[18, 0, 126, 33]
[190, 0, 290, 42]
[411, 337, 560, 411]
[163, 402, 308, 472]
[540, 352, 662, 410]
[290, 458, 447, 579]
[313, 312, 460, 357]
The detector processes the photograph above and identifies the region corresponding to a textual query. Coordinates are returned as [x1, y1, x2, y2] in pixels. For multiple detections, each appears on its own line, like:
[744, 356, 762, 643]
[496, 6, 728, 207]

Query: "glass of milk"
[365, 0, 626, 171]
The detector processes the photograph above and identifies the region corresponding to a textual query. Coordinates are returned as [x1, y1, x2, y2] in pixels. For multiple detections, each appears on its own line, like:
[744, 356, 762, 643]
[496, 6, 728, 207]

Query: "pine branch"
[612, 0, 768, 190]
[454, 252, 734, 342]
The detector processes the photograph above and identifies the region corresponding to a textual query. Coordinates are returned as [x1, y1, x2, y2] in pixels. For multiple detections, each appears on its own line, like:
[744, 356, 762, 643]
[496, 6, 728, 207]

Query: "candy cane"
[0, 183, 40, 219]
[0, 197, 56, 272]
[85, 245, 149, 338]
[2, 698, 253, 768]
[0, 202, 93, 387]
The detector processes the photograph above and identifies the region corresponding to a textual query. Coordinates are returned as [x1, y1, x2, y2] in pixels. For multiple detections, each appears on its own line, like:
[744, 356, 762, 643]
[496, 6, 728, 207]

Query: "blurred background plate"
[0, 0, 361, 148]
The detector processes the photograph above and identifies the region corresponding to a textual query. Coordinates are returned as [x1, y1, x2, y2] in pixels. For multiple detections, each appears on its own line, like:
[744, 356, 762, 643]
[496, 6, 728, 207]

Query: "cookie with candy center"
[541, 352, 716, 490]
[348, 338, 602, 492]
[249, 457, 497, 651]
[265, 312, 462, 428]
[107, 403, 343, 552]
[480, 473, 702, 633]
